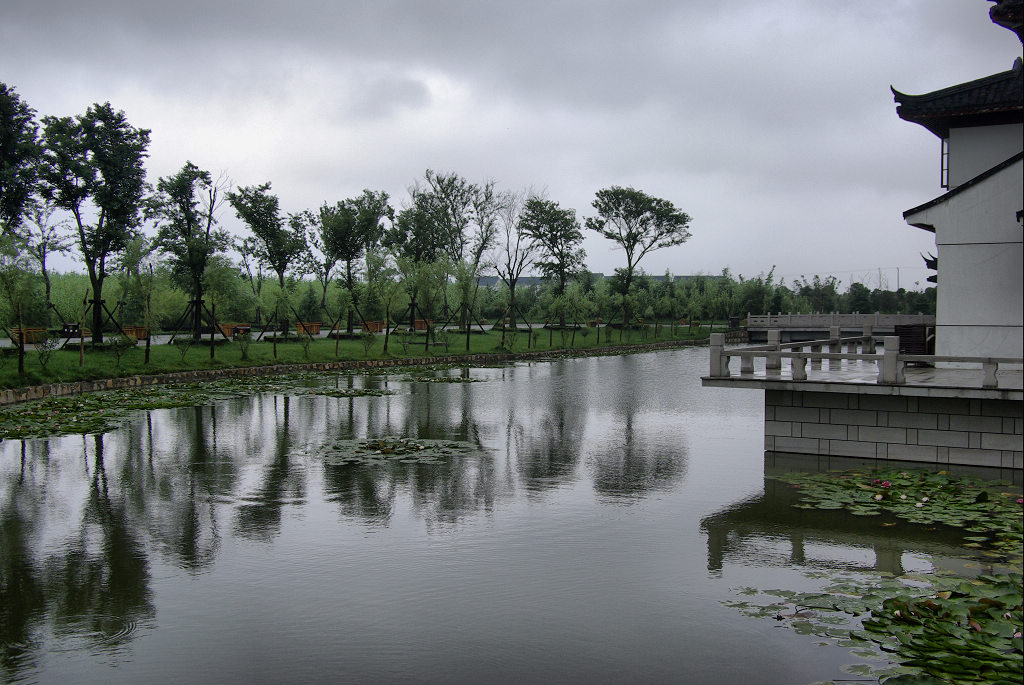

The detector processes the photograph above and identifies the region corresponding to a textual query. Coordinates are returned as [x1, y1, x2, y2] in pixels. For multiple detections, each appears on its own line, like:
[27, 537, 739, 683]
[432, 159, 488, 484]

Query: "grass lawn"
[1, 324, 721, 390]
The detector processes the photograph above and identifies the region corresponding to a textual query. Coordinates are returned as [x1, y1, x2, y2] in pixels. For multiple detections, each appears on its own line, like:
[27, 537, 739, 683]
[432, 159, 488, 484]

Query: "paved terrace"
[702, 331, 1021, 400]
[701, 331, 1022, 469]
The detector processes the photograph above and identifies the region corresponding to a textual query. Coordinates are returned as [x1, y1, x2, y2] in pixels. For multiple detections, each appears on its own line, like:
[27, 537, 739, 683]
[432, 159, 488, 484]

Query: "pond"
[0, 348, 1014, 684]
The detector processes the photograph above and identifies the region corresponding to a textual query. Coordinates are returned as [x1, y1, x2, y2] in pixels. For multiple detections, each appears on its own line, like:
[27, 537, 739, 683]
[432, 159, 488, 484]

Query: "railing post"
[766, 329, 781, 371]
[862, 324, 873, 353]
[982, 361, 998, 388]
[829, 325, 841, 368]
[791, 355, 807, 380]
[709, 333, 730, 377]
[740, 352, 754, 375]
[877, 336, 904, 384]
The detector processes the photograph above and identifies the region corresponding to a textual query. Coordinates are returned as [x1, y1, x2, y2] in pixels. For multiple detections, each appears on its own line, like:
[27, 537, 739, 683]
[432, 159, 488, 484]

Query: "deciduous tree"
[0, 83, 41, 235]
[585, 186, 691, 329]
[149, 162, 231, 338]
[520, 197, 585, 329]
[39, 102, 150, 344]
[494, 190, 538, 330]
[23, 199, 73, 324]
[227, 182, 305, 290]
[227, 182, 306, 337]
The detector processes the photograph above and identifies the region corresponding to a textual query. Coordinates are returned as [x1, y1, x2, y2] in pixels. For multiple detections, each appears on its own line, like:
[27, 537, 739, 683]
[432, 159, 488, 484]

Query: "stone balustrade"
[708, 329, 1020, 390]
[746, 312, 934, 329]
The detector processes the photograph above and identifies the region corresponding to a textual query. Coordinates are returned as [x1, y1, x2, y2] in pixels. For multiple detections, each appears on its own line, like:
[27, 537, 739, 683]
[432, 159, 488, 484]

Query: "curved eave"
[891, 60, 1024, 138]
[893, 99, 1022, 138]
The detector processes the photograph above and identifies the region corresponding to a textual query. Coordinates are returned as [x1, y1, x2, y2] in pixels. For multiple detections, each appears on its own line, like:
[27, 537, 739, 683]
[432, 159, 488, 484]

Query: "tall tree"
[227, 182, 305, 336]
[585, 186, 691, 329]
[303, 190, 391, 332]
[227, 182, 305, 290]
[39, 102, 150, 344]
[385, 202, 446, 332]
[0, 83, 41, 235]
[494, 190, 538, 330]
[149, 162, 231, 339]
[303, 201, 355, 314]
[23, 199, 73, 325]
[414, 170, 501, 349]
[520, 197, 585, 329]
[520, 197, 585, 297]
[0, 231, 34, 374]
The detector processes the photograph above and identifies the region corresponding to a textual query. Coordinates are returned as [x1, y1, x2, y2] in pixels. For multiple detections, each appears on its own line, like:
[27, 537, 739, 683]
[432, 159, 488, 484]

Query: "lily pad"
[300, 436, 483, 467]
[0, 371, 397, 441]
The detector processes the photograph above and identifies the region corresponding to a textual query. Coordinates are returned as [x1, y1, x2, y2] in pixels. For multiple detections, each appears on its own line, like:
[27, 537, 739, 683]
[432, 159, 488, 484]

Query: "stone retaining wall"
[0, 338, 707, 407]
[765, 389, 1023, 469]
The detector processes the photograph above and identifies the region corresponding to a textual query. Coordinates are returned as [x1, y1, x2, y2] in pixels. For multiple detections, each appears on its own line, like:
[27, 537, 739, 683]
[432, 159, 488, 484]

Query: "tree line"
[2, 85, 932, 356]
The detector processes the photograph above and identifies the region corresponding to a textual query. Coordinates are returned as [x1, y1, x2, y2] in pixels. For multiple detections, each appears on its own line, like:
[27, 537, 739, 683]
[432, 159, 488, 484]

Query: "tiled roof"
[892, 58, 1023, 137]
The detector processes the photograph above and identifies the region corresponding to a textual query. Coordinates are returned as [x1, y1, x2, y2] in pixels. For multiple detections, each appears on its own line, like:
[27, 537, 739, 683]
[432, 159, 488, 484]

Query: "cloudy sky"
[3, 0, 1020, 290]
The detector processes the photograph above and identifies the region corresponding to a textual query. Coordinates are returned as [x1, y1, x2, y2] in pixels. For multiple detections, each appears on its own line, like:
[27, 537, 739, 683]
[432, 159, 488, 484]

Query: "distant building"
[892, 0, 1023, 359]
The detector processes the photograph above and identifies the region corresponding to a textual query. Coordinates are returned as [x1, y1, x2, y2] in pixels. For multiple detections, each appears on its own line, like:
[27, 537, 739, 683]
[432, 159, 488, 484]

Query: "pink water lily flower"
[881, 481, 891, 488]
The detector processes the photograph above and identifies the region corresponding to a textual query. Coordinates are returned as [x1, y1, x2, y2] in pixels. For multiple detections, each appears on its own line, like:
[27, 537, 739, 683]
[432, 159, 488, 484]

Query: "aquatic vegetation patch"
[727, 571, 1023, 684]
[723, 468, 1023, 684]
[775, 468, 1023, 566]
[402, 373, 484, 383]
[300, 436, 480, 466]
[0, 373, 395, 440]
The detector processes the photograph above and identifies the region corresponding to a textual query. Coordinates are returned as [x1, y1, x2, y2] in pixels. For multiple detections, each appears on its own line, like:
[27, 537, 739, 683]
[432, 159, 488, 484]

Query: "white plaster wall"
[935, 244, 1023, 325]
[947, 124, 1024, 188]
[906, 158, 1023, 359]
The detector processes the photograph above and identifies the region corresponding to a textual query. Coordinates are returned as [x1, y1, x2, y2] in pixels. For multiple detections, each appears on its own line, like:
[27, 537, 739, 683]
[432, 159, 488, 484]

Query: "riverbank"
[0, 335, 720, 406]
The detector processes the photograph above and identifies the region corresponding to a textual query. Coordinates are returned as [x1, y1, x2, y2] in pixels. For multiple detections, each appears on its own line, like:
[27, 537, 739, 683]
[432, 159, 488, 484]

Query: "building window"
[940, 137, 950, 189]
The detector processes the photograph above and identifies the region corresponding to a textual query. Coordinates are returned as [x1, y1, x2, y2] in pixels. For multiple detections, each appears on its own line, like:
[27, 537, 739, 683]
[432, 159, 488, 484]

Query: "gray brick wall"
[765, 390, 1022, 468]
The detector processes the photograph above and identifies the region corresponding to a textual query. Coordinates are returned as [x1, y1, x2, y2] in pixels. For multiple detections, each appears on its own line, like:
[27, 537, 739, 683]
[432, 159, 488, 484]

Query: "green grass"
[0, 324, 720, 390]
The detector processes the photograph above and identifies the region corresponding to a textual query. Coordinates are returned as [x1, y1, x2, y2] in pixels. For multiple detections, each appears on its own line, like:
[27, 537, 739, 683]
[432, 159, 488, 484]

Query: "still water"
[0, 348, 987, 684]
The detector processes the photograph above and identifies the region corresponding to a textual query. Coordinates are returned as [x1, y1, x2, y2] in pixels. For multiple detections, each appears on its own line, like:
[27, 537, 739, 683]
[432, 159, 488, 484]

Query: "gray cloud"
[3, 0, 1019, 284]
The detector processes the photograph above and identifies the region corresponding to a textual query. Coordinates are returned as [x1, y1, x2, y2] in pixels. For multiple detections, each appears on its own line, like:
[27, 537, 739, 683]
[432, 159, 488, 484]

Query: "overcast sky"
[3, 0, 1021, 291]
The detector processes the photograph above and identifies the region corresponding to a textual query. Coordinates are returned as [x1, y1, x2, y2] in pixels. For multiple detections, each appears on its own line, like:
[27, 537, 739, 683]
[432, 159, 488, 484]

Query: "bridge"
[746, 313, 934, 342]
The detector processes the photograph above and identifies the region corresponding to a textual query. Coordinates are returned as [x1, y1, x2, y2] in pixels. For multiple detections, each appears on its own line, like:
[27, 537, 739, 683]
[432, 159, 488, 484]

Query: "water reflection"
[0, 349, 992, 684]
[701, 477, 978, 577]
[1, 433, 155, 675]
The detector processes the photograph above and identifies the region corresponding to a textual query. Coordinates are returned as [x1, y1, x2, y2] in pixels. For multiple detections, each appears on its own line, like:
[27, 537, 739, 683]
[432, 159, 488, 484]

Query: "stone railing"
[746, 312, 933, 329]
[708, 328, 1020, 389]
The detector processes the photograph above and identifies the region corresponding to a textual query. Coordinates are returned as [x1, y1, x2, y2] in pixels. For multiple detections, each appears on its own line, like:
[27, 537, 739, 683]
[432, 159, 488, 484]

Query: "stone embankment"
[0, 337, 717, 407]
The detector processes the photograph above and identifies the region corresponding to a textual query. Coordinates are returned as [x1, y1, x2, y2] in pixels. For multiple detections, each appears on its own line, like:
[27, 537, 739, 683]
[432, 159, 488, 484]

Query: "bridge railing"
[746, 312, 934, 329]
[708, 328, 1020, 389]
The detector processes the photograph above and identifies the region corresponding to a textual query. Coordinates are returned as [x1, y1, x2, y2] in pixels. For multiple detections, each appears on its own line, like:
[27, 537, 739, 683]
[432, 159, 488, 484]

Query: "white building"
[893, 4, 1023, 360]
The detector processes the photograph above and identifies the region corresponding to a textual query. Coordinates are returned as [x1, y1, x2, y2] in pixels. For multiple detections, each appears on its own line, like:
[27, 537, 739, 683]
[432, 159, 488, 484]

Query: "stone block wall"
[765, 389, 1022, 468]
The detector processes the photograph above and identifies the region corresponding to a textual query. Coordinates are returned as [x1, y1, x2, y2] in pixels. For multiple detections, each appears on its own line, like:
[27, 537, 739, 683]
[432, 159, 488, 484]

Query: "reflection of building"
[893, 2, 1023, 359]
[700, 478, 976, 577]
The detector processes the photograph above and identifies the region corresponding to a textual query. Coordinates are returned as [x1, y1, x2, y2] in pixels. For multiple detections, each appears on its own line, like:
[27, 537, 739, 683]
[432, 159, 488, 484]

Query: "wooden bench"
[121, 325, 149, 340]
[219, 323, 252, 339]
[10, 327, 49, 345]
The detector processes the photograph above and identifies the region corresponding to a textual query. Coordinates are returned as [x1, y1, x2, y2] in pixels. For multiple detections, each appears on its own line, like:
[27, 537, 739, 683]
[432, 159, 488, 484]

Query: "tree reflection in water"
[1, 433, 155, 678]
[0, 354, 700, 680]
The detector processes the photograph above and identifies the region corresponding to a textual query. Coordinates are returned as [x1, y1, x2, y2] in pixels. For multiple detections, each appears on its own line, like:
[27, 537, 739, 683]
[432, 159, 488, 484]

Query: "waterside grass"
[0, 325, 719, 390]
